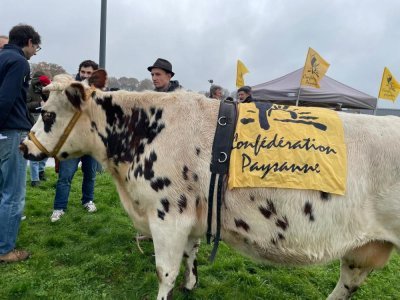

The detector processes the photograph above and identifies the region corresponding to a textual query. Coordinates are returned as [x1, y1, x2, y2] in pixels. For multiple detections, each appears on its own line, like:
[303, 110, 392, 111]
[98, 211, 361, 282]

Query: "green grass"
[1, 168, 399, 299]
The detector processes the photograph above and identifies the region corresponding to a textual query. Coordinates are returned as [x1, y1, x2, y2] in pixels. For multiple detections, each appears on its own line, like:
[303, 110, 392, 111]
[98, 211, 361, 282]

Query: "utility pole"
[99, 0, 107, 68]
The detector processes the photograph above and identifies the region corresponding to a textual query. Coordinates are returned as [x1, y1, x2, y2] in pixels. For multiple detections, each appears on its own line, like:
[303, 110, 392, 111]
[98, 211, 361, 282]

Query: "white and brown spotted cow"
[21, 70, 400, 299]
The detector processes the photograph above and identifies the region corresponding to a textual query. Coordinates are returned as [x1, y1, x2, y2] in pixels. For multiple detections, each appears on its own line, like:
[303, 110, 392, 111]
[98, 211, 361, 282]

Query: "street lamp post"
[99, 0, 107, 69]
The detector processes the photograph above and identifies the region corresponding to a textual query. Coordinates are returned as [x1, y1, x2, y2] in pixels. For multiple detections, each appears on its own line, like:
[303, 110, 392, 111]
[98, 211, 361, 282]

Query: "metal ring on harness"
[218, 152, 228, 163]
[218, 116, 227, 126]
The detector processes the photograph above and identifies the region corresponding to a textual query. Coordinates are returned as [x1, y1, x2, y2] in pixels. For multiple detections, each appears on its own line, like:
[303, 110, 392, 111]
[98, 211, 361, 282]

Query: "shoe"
[50, 210, 65, 222]
[21, 215, 26, 221]
[31, 181, 40, 187]
[39, 171, 47, 181]
[0, 249, 30, 263]
[83, 201, 97, 213]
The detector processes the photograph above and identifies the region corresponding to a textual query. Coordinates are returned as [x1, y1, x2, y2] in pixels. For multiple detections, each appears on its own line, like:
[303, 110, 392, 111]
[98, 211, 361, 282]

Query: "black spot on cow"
[94, 96, 165, 165]
[275, 216, 289, 231]
[150, 177, 171, 192]
[178, 195, 187, 213]
[195, 196, 200, 207]
[259, 200, 277, 219]
[182, 166, 189, 180]
[320, 191, 331, 201]
[278, 233, 285, 240]
[195, 147, 201, 156]
[134, 164, 143, 179]
[304, 202, 315, 221]
[192, 173, 198, 182]
[41, 110, 56, 133]
[144, 151, 157, 180]
[250, 195, 255, 201]
[60, 152, 69, 159]
[157, 209, 165, 220]
[160, 198, 170, 213]
[192, 259, 198, 280]
[183, 252, 189, 258]
[234, 218, 250, 232]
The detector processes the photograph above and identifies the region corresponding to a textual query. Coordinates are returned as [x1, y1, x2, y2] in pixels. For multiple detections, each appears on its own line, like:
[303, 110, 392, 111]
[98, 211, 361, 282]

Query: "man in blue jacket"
[0, 24, 41, 263]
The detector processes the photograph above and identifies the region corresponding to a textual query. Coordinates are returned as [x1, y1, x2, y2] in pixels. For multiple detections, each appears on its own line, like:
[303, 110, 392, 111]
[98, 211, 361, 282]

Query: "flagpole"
[375, 68, 386, 116]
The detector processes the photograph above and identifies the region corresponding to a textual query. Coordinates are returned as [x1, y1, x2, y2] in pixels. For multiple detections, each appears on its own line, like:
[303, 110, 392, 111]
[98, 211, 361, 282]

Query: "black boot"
[39, 171, 47, 181]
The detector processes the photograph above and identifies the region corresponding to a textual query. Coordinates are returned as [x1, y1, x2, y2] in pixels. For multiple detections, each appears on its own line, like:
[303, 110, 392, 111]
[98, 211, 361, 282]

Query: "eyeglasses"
[35, 45, 41, 52]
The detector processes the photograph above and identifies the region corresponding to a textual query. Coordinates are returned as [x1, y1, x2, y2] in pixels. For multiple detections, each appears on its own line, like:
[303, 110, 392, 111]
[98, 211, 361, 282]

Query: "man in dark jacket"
[237, 85, 254, 103]
[148, 58, 181, 92]
[0, 24, 41, 263]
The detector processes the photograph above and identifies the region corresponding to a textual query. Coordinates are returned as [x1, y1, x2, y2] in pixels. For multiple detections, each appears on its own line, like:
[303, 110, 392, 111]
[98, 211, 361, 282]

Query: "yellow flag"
[300, 47, 330, 88]
[378, 67, 400, 102]
[236, 59, 249, 88]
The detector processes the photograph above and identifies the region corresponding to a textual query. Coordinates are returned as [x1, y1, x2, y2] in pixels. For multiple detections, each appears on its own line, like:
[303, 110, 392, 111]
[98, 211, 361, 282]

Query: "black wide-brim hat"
[147, 58, 175, 77]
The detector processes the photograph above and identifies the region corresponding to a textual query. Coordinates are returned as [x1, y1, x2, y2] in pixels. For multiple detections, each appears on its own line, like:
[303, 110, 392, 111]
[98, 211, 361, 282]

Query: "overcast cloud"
[2, 0, 400, 108]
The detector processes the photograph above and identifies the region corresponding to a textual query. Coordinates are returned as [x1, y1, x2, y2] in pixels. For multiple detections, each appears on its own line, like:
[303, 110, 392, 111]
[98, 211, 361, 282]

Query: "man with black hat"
[148, 58, 181, 92]
[237, 85, 254, 103]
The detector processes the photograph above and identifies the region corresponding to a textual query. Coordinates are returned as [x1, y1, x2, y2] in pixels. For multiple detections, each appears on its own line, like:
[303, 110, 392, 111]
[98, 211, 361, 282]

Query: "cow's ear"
[88, 69, 107, 90]
[65, 82, 85, 110]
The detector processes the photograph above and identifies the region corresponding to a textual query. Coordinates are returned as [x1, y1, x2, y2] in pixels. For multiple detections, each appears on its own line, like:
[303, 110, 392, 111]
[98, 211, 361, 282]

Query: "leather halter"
[28, 110, 82, 157]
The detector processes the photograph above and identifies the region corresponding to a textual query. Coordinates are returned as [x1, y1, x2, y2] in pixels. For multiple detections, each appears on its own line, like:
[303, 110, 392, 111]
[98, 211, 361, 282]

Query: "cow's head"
[20, 69, 107, 161]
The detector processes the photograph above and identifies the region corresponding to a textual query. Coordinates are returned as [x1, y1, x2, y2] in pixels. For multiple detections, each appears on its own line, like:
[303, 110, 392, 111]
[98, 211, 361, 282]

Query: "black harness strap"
[207, 99, 237, 262]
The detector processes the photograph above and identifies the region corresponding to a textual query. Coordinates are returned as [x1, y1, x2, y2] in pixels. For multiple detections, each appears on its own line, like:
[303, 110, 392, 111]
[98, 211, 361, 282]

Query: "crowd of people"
[0, 23, 256, 263]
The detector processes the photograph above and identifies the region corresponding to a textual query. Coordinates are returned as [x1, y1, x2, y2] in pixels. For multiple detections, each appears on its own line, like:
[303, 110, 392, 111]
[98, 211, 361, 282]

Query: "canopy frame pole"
[295, 87, 302, 106]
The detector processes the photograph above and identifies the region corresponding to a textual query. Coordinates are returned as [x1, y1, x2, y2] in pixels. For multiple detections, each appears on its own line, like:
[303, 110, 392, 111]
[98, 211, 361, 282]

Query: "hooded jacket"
[0, 44, 32, 130]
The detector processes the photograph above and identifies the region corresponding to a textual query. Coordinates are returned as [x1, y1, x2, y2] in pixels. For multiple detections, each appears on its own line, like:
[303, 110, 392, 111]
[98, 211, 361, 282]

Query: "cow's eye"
[41, 111, 56, 124]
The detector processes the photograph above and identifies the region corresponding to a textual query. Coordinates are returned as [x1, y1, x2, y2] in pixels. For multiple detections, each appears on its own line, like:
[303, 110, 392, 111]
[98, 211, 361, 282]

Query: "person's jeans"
[0, 130, 27, 255]
[53, 155, 97, 210]
[29, 158, 48, 181]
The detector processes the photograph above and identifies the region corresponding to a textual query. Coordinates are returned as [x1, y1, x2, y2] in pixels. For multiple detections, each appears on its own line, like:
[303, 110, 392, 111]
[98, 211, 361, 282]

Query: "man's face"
[151, 68, 171, 90]
[22, 39, 41, 60]
[0, 37, 8, 49]
[79, 66, 95, 80]
[238, 91, 249, 101]
[214, 89, 223, 100]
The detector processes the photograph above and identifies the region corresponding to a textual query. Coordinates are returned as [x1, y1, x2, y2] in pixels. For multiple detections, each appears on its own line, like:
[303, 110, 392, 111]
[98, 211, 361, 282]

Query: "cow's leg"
[182, 237, 200, 291]
[327, 241, 393, 300]
[150, 219, 192, 300]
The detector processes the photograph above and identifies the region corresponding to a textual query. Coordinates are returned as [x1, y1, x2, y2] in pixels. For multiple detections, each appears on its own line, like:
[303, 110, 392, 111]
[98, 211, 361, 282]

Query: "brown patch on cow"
[234, 218, 250, 232]
[156, 266, 163, 283]
[345, 241, 394, 269]
[182, 166, 189, 180]
[275, 216, 289, 231]
[178, 195, 187, 213]
[320, 191, 331, 201]
[304, 202, 315, 221]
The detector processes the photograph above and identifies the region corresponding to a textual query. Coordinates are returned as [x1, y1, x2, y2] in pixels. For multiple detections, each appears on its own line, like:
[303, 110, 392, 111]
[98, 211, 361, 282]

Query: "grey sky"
[2, 0, 400, 108]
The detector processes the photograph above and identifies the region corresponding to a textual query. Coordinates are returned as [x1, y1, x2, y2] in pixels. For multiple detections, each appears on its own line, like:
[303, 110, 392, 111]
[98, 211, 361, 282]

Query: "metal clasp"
[218, 152, 228, 163]
[218, 116, 227, 126]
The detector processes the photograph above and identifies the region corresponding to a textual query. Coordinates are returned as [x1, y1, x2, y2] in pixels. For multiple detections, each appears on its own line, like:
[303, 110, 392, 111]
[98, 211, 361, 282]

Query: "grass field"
[1, 168, 399, 299]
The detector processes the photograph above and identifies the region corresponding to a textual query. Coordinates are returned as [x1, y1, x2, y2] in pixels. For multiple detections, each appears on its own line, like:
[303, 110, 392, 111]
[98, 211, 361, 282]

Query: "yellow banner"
[378, 67, 400, 102]
[229, 103, 347, 195]
[236, 59, 249, 88]
[300, 47, 330, 88]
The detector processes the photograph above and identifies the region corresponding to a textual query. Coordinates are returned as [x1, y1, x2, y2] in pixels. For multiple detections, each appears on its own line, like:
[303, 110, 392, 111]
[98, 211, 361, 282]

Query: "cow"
[20, 70, 400, 300]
